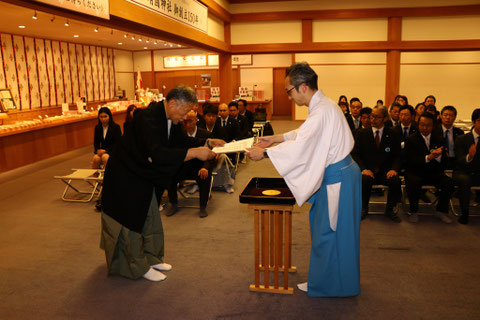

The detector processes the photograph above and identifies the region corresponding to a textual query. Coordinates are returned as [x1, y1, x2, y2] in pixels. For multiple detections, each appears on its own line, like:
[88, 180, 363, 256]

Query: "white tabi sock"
[151, 263, 172, 271]
[142, 268, 167, 282]
[297, 282, 308, 292]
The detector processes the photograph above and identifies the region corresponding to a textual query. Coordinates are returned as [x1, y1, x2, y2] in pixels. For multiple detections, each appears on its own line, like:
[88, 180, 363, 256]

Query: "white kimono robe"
[267, 90, 354, 229]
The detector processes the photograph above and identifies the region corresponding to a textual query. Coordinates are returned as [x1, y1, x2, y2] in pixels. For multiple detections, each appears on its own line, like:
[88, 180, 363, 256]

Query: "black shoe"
[199, 208, 208, 218]
[458, 215, 469, 225]
[384, 208, 402, 223]
[166, 204, 178, 217]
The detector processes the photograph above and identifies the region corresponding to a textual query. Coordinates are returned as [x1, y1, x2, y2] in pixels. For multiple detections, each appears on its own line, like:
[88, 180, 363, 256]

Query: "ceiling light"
[73, 35, 79, 38]
[65, 19, 69, 27]
[138, 38, 142, 42]
[146, 39, 149, 43]
[177, 44, 181, 47]
[154, 41, 157, 45]
[169, 44, 173, 47]
[131, 35, 135, 40]
[18, 25, 26, 29]
[118, 42, 123, 45]
[94, 26, 99, 32]
[144, 47, 148, 50]
[124, 34, 127, 38]
[164, 43, 168, 46]
[32, 11, 37, 20]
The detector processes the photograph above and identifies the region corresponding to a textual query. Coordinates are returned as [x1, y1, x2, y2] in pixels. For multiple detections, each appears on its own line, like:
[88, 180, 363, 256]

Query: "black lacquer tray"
[239, 177, 296, 205]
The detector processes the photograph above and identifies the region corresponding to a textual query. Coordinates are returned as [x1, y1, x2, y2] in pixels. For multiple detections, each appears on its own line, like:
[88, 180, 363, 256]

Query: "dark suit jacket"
[93, 122, 122, 154]
[196, 113, 206, 129]
[433, 125, 464, 157]
[189, 127, 215, 172]
[454, 132, 480, 174]
[391, 124, 417, 142]
[352, 126, 401, 174]
[101, 101, 206, 232]
[216, 116, 240, 142]
[385, 120, 400, 129]
[345, 113, 355, 133]
[233, 114, 250, 139]
[404, 131, 446, 177]
[240, 109, 254, 132]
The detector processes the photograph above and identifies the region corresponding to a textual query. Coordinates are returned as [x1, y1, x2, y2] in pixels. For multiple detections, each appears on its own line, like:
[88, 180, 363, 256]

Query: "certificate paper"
[212, 137, 254, 154]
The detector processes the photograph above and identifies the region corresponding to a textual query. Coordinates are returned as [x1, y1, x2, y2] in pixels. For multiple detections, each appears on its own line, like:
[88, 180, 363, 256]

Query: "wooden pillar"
[385, 17, 402, 107]
[302, 19, 313, 44]
[151, 50, 156, 89]
[219, 52, 233, 102]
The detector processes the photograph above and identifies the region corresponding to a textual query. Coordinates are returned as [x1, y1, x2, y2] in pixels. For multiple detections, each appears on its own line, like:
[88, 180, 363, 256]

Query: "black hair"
[399, 104, 415, 116]
[377, 99, 384, 105]
[228, 101, 238, 109]
[238, 99, 248, 108]
[338, 95, 348, 104]
[124, 104, 136, 124]
[394, 95, 409, 105]
[350, 97, 360, 105]
[415, 102, 425, 110]
[285, 62, 318, 91]
[338, 101, 350, 114]
[98, 107, 115, 126]
[472, 108, 480, 123]
[424, 95, 436, 104]
[166, 85, 198, 105]
[425, 105, 438, 114]
[202, 103, 218, 116]
[360, 107, 372, 116]
[419, 111, 436, 124]
[441, 105, 457, 117]
[390, 102, 402, 110]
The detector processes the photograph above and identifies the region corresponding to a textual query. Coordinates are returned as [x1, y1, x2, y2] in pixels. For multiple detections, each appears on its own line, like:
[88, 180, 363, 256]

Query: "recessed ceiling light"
[146, 39, 149, 43]
[139, 38, 142, 42]
[131, 35, 135, 40]
[94, 26, 99, 32]
[18, 25, 26, 29]
[144, 47, 148, 50]
[124, 34, 127, 38]
[169, 44, 173, 47]
[154, 41, 157, 45]
[177, 44, 181, 47]
[73, 35, 79, 38]
[65, 19, 69, 27]
[32, 11, 37, 20]
[118, 42, 123, 45]
[164, 43, 168, 46]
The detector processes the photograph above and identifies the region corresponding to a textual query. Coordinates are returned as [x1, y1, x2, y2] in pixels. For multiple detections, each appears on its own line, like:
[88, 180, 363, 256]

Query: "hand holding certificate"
[212, 137, 254, 154]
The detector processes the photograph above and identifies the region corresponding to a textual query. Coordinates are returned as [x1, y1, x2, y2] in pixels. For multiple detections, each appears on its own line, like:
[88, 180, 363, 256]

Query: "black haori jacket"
[101, 101, 205, 232]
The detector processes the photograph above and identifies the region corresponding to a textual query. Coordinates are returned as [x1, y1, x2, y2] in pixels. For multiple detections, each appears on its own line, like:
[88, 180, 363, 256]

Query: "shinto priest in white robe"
[267, 89, 362, 297]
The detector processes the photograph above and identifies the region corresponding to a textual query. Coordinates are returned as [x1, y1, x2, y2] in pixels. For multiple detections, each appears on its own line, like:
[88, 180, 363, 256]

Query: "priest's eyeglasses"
[285, 86, 296, 95]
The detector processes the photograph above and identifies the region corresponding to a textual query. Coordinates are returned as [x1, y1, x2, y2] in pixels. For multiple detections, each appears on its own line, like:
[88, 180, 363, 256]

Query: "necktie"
[444, 129, 450, 153]
[375, 130, 380, 148]
[222, 119, 226, 127]
[355, 119, 359, 129]
[403, 126, 408, 138]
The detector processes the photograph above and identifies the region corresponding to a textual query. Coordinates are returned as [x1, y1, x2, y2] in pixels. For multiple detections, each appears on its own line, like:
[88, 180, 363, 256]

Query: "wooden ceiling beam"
[199, 0, 231, 22]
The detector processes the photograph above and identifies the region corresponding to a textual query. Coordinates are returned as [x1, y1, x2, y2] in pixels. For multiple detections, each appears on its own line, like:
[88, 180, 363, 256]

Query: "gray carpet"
[0, 120, 479, 320]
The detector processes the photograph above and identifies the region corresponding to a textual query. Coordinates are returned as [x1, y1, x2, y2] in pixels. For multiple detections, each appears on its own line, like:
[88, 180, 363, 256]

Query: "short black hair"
[338, 101, 350, 113]
[394, 95, 409, 105]
[415, 102, 425, 110]
[350, 97, 360, 105]
[472, 108, 480, 122]
[419, 112, 436, 124]
[390, 102, 402, 111]
[285, 62, 318, 90]
[166, 85, 197, 105]
[424, 95, 436, 104]
[238, 99, 248, 108]
[441, 105, 457, 116]
[399, 104, 415, 116]
[228, 101, 238, 109]
[425, 104, 438, 114]
[377, 99, 383, 104]
[202, 103, 218, 116]
[360, 107, 372, 116]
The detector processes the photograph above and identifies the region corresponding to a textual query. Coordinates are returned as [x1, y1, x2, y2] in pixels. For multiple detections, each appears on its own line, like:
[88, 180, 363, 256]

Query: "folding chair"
[54, 169, 103, 202]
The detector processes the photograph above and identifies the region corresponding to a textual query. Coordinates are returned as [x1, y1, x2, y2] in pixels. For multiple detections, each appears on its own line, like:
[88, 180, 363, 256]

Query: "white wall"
[400, 51, 480, 120]
[313, 18, 387, 42]
[231, 20, 302, 44]
[133, 51, 152, 72]
[114, 49, 135, 100]
[403, 16, 480, 40]
[208, 14, 225, 41]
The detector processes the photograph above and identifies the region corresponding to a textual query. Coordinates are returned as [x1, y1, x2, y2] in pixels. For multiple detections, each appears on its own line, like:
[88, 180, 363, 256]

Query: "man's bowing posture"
[247, 63, 362, 297]
[101, 85, 221, 282]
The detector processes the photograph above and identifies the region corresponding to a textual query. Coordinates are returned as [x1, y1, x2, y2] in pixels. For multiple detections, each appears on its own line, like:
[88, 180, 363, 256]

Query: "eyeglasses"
[285, 86, 296, 95]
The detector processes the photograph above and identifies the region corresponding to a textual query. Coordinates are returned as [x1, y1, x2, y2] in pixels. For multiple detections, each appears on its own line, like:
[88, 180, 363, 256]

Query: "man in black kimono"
[101, 85, 221, 282]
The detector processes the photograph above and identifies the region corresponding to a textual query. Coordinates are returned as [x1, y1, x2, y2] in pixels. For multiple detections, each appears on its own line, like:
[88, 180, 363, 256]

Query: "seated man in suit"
[228, 101, 250, 139]
[433, 105, 464, 170]
[453, 108, 480, 224]
[165, 111, 216, 218]
[238, 99, 254, 134]
[358, 107, 372, 130]
[203, 103, 236, 194]
[391, 104, 417, 174]
[218, 103, 240, 143]
[352, 106, 402, 222]
[404, 112, 454, 223]
[385, 103, 401, 128]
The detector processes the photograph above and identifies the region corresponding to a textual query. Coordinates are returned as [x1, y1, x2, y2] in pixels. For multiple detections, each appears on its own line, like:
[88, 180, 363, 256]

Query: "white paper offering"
[212, 137, 254, 154]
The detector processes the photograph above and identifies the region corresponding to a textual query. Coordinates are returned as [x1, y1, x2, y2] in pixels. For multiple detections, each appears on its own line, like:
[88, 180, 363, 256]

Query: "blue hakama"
[307, 155, 362, 297]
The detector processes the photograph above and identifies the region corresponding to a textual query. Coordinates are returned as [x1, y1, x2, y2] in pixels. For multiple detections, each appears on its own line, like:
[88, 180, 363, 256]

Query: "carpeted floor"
[0, 120, 479, 320]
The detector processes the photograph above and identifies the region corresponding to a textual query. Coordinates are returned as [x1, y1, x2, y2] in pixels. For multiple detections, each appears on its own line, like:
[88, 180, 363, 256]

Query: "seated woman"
[92, 107, 122, 169]
[123, 104, 137, 134]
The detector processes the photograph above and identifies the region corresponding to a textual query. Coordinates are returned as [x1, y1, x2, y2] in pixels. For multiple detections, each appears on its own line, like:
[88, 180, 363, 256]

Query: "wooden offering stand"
[240, 178, 297, 294]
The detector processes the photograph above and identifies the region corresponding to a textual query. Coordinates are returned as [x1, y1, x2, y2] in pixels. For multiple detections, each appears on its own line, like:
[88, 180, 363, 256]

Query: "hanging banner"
[126, 0, 208, 33]
[164, 55, 207, 68]
[33, 0, 110, 19]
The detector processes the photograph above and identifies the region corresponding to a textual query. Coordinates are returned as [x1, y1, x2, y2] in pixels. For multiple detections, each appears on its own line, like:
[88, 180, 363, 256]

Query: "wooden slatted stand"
[248, 204, 296, 294]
